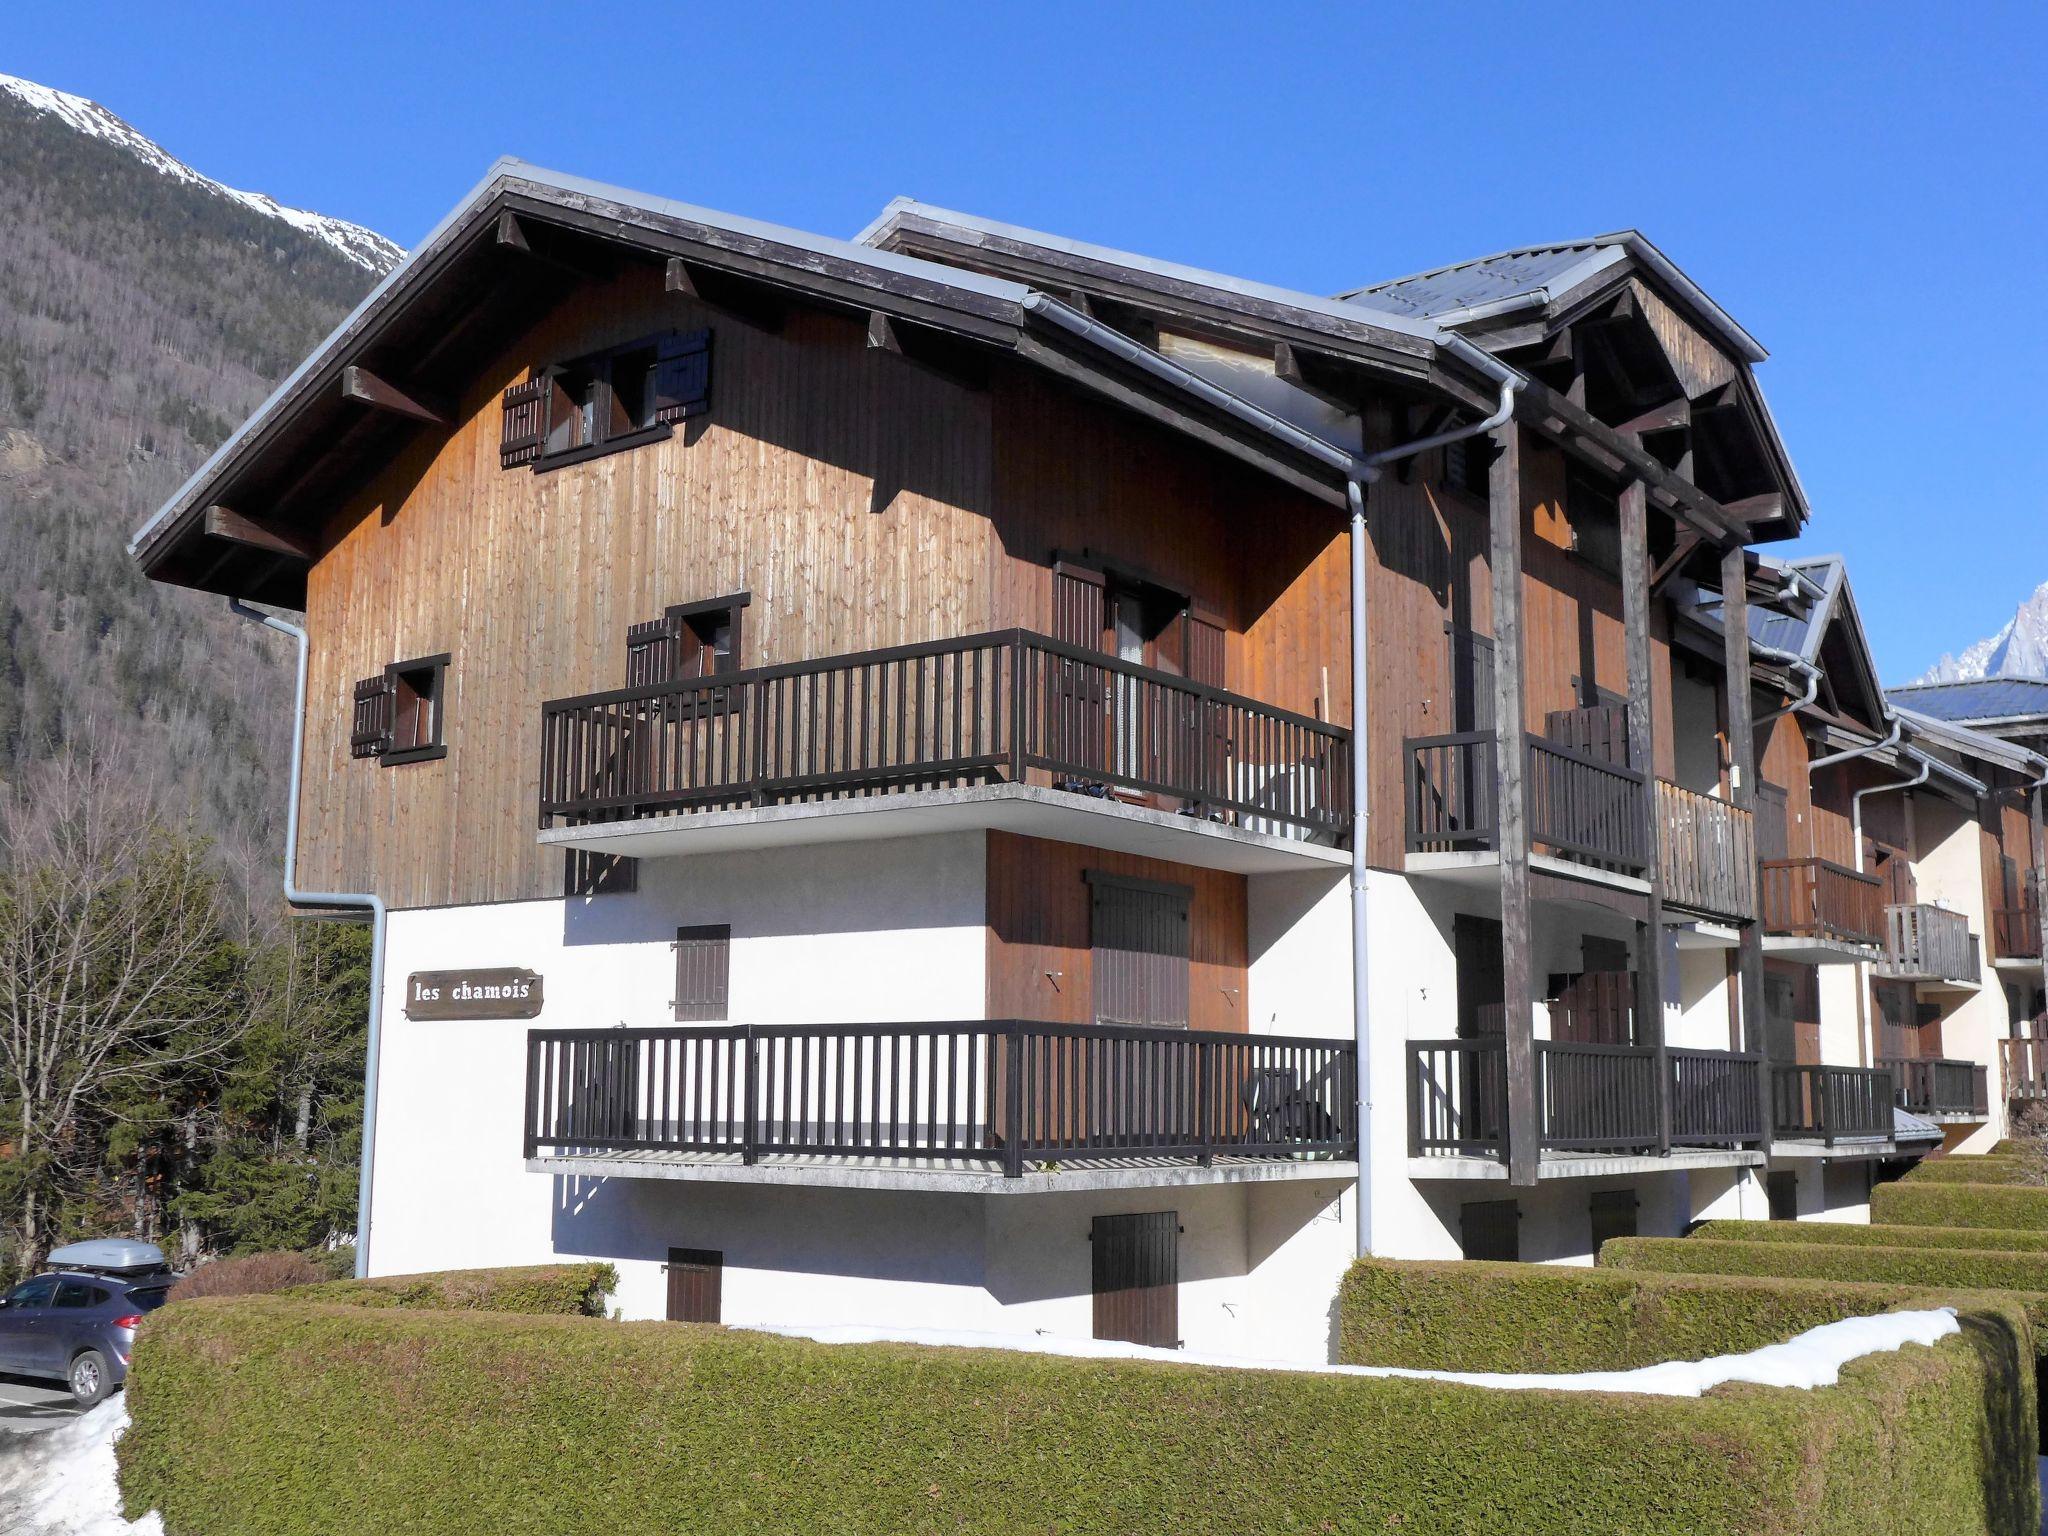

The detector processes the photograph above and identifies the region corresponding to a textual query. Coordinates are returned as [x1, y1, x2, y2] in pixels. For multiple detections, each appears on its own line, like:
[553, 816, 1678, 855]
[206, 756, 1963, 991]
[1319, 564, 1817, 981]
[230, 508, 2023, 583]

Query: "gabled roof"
[1885, 678, 2048, 729]
[131, 162, 1362, 604]
[1683, 554, 1889, 733]
[1336, 230, 1767, 364]
[1892, 705, 2047, 778]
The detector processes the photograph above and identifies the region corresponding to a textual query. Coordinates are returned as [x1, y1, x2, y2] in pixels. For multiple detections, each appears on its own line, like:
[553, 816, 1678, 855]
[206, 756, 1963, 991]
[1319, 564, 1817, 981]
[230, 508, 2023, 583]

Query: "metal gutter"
[227, 601, 387, 1281]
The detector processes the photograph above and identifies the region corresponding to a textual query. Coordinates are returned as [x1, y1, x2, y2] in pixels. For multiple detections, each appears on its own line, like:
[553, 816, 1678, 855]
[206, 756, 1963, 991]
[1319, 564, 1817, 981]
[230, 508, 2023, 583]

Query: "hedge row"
[1902, 1157, 2037, 1186]
[121, 1293, 2037, 1536]
[1693, 1219, 2048, 1254]
[1602, 1238, 2048, 1304]
[1335, 1257, 1960, 1374]
[1873, 1182, 2048, 1231]
[286, 1263, 617, 1317]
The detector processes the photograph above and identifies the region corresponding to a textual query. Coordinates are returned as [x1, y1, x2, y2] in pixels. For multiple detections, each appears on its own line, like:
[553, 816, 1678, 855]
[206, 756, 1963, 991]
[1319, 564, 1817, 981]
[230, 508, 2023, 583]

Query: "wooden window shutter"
[1091, 1211, 1179, 1347]
[626, 614, 683, 688]
[652, 328, 713, 424]
[500, 376, 550, 468]
[1446, 625, 1497, 734]
[1186, 612, 1225, 689]
[1052, 561, 1107, 651]
[674, 924, 731, 1021]
[1088, 873, 1191, 1028]
[1545, 702, 1630, 767]
[1459, 1199, 1520, 1262]
[350, 674, 395, 758]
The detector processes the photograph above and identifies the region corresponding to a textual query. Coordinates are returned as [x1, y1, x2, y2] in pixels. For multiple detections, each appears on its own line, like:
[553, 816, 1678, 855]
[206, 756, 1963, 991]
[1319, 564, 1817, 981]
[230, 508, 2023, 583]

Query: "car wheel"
[67, 1350, 109, 1408]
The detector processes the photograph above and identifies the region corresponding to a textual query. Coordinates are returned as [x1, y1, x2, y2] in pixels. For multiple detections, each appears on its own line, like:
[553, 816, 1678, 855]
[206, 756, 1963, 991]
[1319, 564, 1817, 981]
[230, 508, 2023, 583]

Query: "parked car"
[0, 1240, 175, 1406]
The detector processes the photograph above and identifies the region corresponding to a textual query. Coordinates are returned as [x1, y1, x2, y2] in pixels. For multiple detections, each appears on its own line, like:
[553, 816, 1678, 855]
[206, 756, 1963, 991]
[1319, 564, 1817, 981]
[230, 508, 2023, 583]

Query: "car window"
[7, 1277, 58, 1308]
[54, 1280, 97, 1308]
[124, 1286, 171, 1315]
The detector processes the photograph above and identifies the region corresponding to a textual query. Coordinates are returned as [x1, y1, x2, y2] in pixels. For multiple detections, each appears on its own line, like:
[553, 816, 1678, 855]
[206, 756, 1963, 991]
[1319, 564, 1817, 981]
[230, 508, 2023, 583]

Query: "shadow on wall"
[547, 1175, 1341, 1312]
[558, 834, 986, 950]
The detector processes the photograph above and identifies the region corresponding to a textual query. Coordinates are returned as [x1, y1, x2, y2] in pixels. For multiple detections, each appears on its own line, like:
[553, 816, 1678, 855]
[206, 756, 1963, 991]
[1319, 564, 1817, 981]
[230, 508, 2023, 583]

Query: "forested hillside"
[0, 77, 400, 1271]
[0, 77, 396, 882]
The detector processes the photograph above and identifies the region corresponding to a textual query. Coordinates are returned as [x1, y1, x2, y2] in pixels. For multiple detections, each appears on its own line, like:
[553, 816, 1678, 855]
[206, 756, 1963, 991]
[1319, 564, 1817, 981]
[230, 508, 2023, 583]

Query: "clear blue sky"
[11, 1, 2044, 682]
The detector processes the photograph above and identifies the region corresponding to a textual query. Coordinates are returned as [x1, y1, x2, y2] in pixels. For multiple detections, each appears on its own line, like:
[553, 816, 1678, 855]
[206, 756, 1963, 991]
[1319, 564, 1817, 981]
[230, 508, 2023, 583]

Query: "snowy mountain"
[1914, 580, 2048, 683]
[0, 72, 401, 271]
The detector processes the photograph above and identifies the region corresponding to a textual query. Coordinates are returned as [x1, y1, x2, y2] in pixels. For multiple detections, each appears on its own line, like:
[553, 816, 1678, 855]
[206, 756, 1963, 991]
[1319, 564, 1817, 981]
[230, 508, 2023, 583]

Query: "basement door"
[1092, 1211, 1179, 1348]
[666, 1248, 722, 1323]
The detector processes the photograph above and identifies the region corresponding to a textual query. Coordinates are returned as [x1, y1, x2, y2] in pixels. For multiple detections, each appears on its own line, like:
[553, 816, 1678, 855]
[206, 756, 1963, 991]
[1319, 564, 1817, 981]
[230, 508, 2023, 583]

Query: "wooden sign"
[404, 968, 544, 1021]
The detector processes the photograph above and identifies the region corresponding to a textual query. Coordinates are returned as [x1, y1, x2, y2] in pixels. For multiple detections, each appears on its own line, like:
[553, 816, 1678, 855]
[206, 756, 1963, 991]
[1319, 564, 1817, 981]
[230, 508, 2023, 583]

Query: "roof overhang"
[132, 164, 1362, 604]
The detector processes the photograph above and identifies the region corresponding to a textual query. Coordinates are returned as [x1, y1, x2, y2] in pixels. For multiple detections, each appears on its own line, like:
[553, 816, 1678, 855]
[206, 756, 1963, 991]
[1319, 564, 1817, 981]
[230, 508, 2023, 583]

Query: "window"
[1442, 435, 1492, 499]
[674, 924, 731, 1022]
[1589, 1189, 1638, 1255]
[1087, 872, 1191, 1028]
[500, 328, 711, 470]
[351, 654, 450, 765]
[1460, 1199, 1520, 1262]
[6, 1276, 57, 1309]
[626, 594, 750, 686]
[54, 1280, 104, 1308]
[1564, 465, 1622, 576]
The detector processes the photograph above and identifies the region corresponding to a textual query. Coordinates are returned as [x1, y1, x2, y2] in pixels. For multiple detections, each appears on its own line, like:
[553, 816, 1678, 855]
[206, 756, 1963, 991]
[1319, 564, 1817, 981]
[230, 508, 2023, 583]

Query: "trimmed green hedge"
[121, 1294, 2037, 1536]
[1874, 1181, 2048, 1231]
[1902, 1157, 2036, 1186]
[1694, 1220, 2048, 1255]
[1337, 1256, 2036, 1373]
[286, 1263, 616, 1316]
[1603, 1238, 2048, 1298]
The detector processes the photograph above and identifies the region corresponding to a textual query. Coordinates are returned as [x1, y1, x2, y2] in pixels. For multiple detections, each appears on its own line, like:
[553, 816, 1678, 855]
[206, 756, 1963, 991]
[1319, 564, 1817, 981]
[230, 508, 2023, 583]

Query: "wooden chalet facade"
[129, 160, 2044, 1327]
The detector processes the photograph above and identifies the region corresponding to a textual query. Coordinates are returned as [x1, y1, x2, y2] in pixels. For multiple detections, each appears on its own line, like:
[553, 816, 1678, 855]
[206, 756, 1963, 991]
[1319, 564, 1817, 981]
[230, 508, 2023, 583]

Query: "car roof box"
[46, 1239, 172, 1277]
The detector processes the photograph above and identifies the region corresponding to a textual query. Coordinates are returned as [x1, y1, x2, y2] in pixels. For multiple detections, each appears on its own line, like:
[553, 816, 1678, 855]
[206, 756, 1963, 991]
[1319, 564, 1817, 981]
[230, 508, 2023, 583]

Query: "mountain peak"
[1914, 579, 2048, 685]
[0, 72, 401, 273]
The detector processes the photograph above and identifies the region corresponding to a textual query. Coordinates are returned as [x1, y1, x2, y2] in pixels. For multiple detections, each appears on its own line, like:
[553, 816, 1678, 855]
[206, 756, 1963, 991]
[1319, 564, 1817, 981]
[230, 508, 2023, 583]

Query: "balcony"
[1759, 857, 1886, 959]
[1877, 904, 1982, 987]
[1406, 1038, 1763, 1170]
[1769, 1064, 1895, 1147]
[1654, 781, 1757, 922]
[1404, 732, 1649, 879]
[536, 630, 1351, 874]
[1879, 1056, 1989, 1119]
[524, 1021, 1357, 1192]
[2001, 1036, 2048, 1101]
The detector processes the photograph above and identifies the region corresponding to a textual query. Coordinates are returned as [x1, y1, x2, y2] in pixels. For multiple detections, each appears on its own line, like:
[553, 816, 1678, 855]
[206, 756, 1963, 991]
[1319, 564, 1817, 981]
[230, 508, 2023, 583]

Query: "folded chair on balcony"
[1241, 1066, 1335, 1145]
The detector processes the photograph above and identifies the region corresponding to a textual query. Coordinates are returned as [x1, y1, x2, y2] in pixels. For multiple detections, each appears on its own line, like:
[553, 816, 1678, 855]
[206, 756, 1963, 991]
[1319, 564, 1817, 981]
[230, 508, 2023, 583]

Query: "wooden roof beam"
[203, 505, 313, 562]
[866, 311, 991, 391]
[1514, 376, 1736, 544]
[1273, 339, 1363, 414]
[665, 257, 786, 332]
[340, 365, 450, 426]
[1613, 395, 1689, 438]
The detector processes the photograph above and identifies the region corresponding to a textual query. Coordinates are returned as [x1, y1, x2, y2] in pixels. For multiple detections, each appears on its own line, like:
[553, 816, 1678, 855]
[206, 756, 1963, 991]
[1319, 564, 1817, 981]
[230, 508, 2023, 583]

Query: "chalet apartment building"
[130, 162, 2048, 1361]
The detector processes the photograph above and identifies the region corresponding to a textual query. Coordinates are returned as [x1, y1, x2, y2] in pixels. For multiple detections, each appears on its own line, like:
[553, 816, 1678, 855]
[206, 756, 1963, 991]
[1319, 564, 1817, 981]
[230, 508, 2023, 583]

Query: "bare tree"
[0, 745, 248, 1272]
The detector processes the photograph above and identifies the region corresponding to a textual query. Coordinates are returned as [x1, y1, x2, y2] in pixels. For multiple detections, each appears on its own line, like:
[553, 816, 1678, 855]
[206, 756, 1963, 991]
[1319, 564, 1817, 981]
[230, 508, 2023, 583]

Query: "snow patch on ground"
[0, 1400, 160, 1536]
[754, 1307, 1961, 1397]
[0, 72, 401, 272]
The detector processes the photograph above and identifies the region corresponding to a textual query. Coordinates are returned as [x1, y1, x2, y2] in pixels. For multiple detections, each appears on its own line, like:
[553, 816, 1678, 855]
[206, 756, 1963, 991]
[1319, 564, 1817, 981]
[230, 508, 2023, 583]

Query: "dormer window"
[500, 329, 711, 471]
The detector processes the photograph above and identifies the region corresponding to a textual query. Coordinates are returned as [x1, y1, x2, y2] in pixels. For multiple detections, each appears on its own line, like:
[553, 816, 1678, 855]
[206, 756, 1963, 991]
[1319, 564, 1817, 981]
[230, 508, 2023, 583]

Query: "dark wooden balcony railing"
[1759, 857, 1886, 947]
[1405, 731, 1648, 874]
[1878, 904, 1982, 985]
[539, 630, 1352, 840]
[1406, 1038, 1762, 1158]
[1655, 781, 1757, 921]
[1880, 1056, 1989, 1118]
[1770, 1064, 1895, 1144]
[525, 1021, 1358, 1175]
[1992, 897, 2042, 961]
[2001, 1037, 2048, 1102]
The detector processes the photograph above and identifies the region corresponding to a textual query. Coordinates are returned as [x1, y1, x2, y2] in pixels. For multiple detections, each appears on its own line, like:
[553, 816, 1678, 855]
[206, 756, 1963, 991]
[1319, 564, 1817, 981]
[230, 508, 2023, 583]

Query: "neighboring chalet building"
[1887, 678, 2048, 1113]
[127, 161, 2017, 1356]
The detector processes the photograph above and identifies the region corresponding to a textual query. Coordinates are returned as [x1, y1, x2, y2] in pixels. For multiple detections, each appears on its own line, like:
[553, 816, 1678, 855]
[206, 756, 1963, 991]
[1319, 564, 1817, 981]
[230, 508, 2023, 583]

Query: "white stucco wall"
[1912, 793, 2006, 1150]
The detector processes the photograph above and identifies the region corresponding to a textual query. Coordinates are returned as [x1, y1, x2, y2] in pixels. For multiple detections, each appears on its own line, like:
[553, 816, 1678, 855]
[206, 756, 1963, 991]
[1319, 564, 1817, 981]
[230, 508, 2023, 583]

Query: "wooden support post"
[1721, 542, 1771, 1136]
[340, 365, 450, 426]
[1620, 477, 1669, 1154]
[1489, 422, 1538, 1186]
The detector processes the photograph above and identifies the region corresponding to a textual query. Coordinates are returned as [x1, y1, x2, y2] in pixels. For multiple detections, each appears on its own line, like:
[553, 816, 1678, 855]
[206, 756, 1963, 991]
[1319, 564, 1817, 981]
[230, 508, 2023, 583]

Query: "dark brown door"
[1588, 1189, 1638, 1255]
[666, 1247, 722, 1323]
[1453, 914, 1505, 1038]
[1765, 1172, 1798, 1222]
[1092, 1212, 1178, 1347]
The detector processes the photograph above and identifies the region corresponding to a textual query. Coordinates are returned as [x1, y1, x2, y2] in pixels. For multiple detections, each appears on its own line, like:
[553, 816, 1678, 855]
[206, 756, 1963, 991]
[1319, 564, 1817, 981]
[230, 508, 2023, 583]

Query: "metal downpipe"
[229, 600, 388, 1281]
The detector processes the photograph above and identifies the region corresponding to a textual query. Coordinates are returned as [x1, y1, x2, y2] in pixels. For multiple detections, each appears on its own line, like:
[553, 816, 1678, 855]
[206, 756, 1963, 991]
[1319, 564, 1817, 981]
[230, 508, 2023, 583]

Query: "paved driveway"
[0, 1375, 78, 1435]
